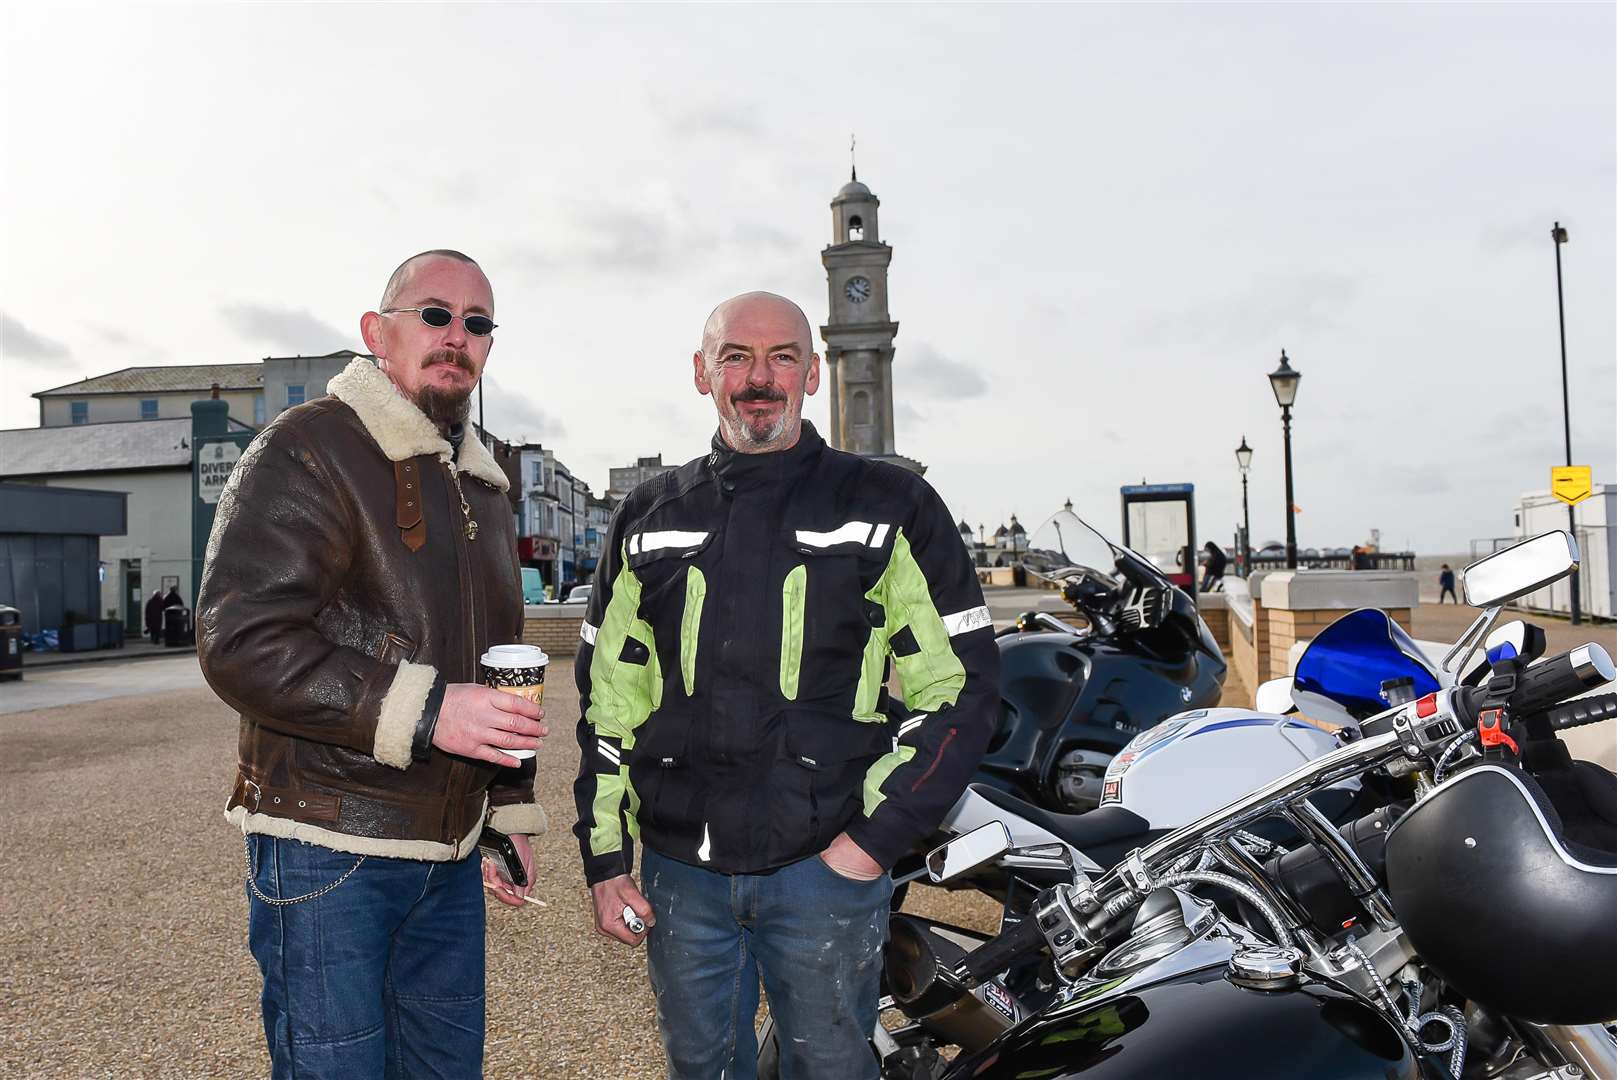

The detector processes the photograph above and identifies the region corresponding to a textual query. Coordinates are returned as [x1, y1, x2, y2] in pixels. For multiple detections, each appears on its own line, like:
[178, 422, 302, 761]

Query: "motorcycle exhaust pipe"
[885, 914, 1021, 1052]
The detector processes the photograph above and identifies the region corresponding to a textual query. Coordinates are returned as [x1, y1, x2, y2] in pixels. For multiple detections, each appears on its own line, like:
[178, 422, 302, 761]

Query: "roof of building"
[957, 519, 972, 534]
[838, 179, 872, 200]
[0, 418, 194, 476]
[34, 363, 265, 398]
[31, 351, 369, 398]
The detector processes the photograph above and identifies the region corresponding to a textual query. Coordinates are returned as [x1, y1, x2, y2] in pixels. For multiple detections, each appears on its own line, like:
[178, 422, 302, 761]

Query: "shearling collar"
[326, 358, 509, 492]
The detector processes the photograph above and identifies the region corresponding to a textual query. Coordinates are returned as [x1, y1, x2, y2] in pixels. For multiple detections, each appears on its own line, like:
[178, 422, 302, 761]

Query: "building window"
[70, 401, 88, 425]
[253, 395, 266, 426]
[287, 384, 305, 407]
[850, 389, 872, 426]
[140, 399, 159, 420]
[848, 215, 864, 241]
[532, 461, 543, 486]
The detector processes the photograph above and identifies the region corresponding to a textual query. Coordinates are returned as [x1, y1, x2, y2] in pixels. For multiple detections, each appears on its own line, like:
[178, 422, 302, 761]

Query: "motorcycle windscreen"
[1025, 510, 1123, 587]
[1293, 608, 1441, 721]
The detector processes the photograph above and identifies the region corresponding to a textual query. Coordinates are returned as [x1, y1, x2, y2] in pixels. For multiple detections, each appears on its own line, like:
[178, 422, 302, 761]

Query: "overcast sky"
[3, 3, 1612, 555]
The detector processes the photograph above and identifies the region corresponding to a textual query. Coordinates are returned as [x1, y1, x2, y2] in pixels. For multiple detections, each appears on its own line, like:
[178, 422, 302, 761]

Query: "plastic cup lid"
[481, 643, 548, 668]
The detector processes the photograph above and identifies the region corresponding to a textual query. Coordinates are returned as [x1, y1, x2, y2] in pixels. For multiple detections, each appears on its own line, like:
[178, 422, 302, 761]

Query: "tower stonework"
[820, 174, 925, 475]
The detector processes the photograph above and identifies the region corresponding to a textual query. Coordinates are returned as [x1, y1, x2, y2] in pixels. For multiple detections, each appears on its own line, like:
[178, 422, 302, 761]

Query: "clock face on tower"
[844, 276, 872, 304]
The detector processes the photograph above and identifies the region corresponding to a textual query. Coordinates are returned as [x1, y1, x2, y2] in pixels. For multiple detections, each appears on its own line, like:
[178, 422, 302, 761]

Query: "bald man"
[199, 250, 547, 1079]
[573, 293, 999, 1078]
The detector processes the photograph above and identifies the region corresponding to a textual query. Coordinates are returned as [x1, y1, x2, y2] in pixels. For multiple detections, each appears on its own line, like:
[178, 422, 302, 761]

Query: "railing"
[1234, 551, 1417, 575]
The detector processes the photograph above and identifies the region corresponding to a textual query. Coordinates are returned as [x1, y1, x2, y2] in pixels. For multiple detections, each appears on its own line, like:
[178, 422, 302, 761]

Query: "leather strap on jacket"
[395, 457, 427, 552]
[231, 774, 343, 825]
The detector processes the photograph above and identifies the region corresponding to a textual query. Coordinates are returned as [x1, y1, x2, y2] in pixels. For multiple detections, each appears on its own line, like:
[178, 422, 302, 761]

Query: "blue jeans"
[246, 835, 485, 1080]
[641, 846, 893, 1080]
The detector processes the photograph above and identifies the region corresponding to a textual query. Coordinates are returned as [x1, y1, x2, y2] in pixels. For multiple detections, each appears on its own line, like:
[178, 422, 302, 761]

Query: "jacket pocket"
[778, 710, 894, 853]
[629, 711, 696, 834]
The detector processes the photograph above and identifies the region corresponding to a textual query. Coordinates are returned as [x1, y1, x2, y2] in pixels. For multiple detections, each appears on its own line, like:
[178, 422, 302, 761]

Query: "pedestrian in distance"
[1200, 540, 1228, 593]
[574, 292, 1000, 1080]
[1439, 563, 1457, 604]
[197, 250, 547, 1080]
[144, 588, 165, 645]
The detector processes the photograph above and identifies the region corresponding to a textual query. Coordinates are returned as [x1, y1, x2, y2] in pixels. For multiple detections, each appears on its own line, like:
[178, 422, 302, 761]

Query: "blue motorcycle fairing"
[1293, 609, 1441, 721]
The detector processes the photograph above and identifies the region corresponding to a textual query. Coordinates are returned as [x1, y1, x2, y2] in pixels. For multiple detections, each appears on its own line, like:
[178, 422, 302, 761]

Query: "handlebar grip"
[959, 914, 1048, 986]
[1511, 645, 1616, 715]
[1544, 692, 1617, 733]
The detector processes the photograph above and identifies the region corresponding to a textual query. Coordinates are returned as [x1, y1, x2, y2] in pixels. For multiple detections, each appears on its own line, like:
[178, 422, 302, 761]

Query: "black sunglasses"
[381, 306, 497, 338]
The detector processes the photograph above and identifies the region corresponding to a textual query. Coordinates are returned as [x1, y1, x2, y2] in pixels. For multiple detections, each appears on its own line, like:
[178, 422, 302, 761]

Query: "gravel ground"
[0, 679, 1014, 1079]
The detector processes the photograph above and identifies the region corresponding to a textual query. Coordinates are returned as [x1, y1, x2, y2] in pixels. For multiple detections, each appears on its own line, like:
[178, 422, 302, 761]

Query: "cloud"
[660, 102, 765, 141]
[1134, 273, 1360, 348]
[220, 304, 351, 353]
[480, 375, 567, 443]
[88, 323, 134, 346]
[895, 401, 928, 425]
[511, 205, 801, 279]
[2, 312, 71, 362]
[904, 342, 988, 399]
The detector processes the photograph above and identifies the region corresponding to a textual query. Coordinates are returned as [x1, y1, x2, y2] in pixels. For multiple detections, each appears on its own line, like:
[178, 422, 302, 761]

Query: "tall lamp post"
[1268, 351, 1302, 570]
[1552, 222, 1582, 626]
[1235, 436, 1253, 574]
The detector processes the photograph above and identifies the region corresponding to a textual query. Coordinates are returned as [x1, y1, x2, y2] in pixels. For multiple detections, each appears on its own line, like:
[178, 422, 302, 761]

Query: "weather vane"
[850, 133, 857, 182]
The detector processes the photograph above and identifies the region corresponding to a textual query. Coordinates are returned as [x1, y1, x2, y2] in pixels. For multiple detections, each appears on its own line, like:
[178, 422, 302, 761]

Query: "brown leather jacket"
[198, 358, 545, 860]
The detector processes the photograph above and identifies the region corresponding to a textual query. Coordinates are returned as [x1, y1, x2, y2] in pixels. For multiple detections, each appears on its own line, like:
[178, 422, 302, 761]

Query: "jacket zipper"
[446, 458, 478, 842]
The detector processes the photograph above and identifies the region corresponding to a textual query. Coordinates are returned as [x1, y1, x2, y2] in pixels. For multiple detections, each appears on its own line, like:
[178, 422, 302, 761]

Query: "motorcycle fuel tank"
[942, 963, 1424, 1080]
[1100, 707, 1358, 829]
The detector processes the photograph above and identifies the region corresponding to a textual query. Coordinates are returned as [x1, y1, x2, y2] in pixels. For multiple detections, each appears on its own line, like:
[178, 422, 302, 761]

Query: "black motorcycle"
[979, 508, 1226, 812]
[761, 530, 1617, 1080]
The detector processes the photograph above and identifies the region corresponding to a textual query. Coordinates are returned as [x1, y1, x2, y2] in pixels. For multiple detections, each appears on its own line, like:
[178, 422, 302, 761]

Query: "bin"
[0, 605, 21, 680]
[163, 606, 192, 647]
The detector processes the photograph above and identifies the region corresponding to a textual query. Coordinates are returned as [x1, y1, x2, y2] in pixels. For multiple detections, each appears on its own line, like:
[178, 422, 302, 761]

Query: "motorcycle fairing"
[1292, 608, 1443, 724]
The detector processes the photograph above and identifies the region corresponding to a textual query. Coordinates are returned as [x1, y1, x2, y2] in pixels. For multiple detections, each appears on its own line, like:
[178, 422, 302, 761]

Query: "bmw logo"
[1180, 686, 1193, 703]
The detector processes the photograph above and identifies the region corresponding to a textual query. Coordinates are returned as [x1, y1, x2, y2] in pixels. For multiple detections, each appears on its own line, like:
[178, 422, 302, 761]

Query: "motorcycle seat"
[969, 782, 1156, 864]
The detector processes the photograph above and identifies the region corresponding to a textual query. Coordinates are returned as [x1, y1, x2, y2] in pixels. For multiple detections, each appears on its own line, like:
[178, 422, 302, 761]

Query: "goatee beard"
[415, 384, 472, 428]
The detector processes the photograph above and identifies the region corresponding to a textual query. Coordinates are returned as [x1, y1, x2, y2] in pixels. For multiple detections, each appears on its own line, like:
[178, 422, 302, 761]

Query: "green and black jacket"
[572, 422, 998, 884]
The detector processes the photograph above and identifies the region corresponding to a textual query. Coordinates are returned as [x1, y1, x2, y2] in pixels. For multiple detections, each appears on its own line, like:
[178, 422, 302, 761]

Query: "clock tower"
[821, 171, 925, 474]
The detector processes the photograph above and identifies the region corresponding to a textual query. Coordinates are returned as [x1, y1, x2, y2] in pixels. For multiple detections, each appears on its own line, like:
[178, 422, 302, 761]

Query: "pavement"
[2, 598, 1610, 1077]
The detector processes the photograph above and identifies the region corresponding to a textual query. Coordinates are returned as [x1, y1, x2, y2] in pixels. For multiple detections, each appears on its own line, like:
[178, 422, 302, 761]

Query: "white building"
[0, 418, 199, 630]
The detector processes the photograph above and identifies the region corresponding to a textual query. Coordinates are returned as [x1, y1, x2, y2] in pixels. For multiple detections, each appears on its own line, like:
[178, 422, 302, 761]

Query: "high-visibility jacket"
[572, 422, 999, 883]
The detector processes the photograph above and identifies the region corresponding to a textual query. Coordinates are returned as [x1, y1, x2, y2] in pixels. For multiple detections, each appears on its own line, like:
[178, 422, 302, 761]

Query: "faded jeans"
[641, 846, 892, 1080]
[246, 834, 485, 1080]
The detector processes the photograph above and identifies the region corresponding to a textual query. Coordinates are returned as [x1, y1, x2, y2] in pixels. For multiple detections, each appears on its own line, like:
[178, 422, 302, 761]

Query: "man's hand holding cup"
[434, 644, 550, 766]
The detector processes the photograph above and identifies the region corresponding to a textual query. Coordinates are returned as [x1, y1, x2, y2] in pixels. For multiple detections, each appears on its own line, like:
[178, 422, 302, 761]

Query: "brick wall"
[522, 612, 584, 659]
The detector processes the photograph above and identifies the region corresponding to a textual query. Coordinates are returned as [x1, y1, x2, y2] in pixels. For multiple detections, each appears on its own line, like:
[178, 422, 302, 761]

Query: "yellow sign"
[1551, 465, 1593, 506]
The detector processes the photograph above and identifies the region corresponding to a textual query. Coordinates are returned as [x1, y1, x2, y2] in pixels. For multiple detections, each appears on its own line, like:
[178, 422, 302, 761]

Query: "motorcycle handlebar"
[957, 914, 1047, 987]
[1509, 644, 1615, 717]
[1542, 692, 1617, 733]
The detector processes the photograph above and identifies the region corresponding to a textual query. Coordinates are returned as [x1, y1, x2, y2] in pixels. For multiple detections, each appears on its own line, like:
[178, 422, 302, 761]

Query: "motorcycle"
[982, 508, 1227, 813]
[760, 530, 1617, 1079]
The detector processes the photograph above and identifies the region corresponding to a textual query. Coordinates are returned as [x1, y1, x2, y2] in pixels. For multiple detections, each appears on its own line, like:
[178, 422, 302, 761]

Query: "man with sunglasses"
[198, 250, 547, 1079]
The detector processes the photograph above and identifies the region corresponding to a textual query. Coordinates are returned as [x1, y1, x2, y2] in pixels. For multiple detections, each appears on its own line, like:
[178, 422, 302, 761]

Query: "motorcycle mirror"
[1462, 531, 1579, 608]
[1255, 677, 1298, 715]
[926, 821, 1013, 884]
[1484, 620, 1548, 668]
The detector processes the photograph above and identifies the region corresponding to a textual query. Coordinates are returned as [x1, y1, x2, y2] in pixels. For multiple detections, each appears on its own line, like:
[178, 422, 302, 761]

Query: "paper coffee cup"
[481, 644, 548, 759]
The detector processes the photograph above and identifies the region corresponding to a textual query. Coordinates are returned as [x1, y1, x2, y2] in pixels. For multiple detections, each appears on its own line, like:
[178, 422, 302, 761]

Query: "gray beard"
[722, 411, 789, 451]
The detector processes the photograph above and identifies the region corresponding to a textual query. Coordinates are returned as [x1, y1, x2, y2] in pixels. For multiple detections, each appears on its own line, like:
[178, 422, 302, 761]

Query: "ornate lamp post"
[1552, 222, 1581, 625]
[1235, 436, 1253, 574]
[1267, 351, 1301, 570]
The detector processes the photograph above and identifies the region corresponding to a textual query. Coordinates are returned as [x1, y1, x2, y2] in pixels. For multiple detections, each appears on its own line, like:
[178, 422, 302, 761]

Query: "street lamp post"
[1235, 436, 1253, 574]
[1552, 222, 1582, 626]
[1268, 351, 1302, 571]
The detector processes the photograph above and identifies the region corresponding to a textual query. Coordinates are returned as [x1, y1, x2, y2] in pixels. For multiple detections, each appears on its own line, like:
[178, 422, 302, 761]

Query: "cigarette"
[482, 881, 549, 908]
